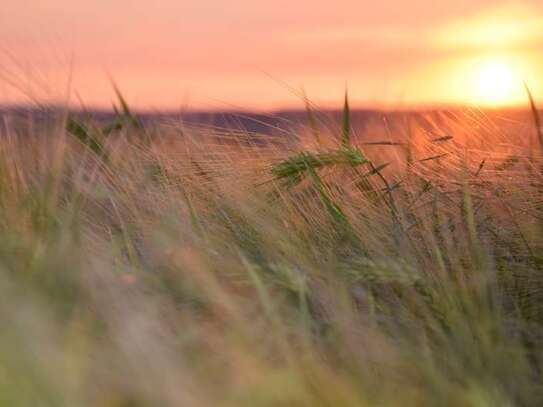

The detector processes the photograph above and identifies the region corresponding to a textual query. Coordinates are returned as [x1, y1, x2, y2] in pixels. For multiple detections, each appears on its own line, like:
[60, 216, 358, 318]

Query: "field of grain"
[0, 95, 542, 406]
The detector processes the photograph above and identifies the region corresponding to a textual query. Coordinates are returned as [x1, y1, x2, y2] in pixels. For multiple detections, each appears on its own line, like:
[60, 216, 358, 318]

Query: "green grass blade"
[525, 82, 542, 152]
[305, 160, 348, 227]
[66, 116, 108, 161]
[271, 148, 366, 187]
[342, 88, 351, 146]
[111, 81, 142, 129]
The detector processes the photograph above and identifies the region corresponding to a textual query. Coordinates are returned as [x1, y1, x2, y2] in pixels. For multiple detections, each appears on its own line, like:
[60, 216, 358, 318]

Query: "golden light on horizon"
[476, 62, 516, 106]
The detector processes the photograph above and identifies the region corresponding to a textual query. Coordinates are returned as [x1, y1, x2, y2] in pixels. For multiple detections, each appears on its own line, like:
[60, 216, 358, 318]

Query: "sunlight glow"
[476, 62, 517, 105]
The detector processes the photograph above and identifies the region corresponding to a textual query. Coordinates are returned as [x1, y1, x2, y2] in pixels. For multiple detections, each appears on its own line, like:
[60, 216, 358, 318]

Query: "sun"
[476, 62, 516, 105]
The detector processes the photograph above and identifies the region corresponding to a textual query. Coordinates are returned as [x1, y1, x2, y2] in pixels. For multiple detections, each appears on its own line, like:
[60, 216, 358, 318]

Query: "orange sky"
[1, 0, 542, 110]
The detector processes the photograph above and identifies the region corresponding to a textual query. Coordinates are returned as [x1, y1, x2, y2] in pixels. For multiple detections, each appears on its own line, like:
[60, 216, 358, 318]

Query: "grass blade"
[66, 116, 108, 161]
[110, 81, 142, 130]
[418, 153, 448, 163]
[431, 135, 453, 143]
[525, 82, 542, 149]
[271, 148, 366, 186]
[361, 141, 404, 146]
[342, 88, 351, 146]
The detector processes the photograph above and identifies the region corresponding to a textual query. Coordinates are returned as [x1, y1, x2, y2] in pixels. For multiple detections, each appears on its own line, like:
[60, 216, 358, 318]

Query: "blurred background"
[1, 0, 542, 111]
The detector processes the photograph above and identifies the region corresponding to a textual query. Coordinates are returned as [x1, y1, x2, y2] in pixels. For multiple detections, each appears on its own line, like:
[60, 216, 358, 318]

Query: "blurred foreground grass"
[0, 96, 542, 406]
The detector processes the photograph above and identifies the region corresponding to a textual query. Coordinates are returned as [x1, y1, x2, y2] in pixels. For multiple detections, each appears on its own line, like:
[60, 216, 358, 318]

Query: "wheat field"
[0, 94, 542, 406]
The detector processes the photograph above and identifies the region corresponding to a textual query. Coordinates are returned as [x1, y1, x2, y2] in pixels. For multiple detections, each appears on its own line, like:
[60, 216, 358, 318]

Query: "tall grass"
[0, 94, 542, 406]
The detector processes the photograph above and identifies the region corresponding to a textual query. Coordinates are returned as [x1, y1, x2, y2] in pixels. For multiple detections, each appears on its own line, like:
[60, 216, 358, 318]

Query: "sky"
[1, 0, 542, 110]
